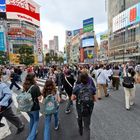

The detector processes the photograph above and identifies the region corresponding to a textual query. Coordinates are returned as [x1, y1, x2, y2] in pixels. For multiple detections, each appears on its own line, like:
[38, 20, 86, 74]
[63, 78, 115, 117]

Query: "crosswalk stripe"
[37, 78, 47, 83]
[0, 79, 46, 138]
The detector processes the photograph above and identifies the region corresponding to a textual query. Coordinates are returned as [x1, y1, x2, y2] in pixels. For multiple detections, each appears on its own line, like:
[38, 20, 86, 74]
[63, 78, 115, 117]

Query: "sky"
[34, 0, 108, 51]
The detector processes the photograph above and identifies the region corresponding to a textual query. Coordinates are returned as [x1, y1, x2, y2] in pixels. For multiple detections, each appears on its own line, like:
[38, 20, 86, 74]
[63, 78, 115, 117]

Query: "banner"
[6, 0, 40, 26]
[83, 17, 94, 33]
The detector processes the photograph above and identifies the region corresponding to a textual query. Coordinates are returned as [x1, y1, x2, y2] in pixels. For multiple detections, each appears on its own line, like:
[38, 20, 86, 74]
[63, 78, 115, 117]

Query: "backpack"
[135, 65, 140, 73]
[44, 95, 59, 115]
[78, 85, 94, 117]
[16, 85, 34, 112]
[122, 75, 134, 88]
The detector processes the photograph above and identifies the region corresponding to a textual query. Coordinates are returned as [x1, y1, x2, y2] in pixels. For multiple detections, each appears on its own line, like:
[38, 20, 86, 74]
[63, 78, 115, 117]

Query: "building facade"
[108, 0, 140, 63]
[0, 0, 43, 65]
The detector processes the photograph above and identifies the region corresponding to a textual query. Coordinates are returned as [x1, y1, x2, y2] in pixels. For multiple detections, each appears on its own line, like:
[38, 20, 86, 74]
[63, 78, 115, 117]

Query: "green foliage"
[18, 45, 34, 65]
[0, 51, 8, 65]
[45, 52, 64, 65]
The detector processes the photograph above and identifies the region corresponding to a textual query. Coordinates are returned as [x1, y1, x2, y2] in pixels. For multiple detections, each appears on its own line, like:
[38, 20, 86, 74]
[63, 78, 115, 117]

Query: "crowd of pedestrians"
[0, 62, 140, 140]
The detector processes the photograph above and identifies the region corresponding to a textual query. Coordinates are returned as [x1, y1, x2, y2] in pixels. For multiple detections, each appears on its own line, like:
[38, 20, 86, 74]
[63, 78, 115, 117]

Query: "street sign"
[83, 17, 94, 33]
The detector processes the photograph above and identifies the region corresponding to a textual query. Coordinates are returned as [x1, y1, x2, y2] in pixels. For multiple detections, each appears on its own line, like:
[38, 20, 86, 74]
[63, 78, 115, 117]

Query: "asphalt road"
[1, 80, 140, 140]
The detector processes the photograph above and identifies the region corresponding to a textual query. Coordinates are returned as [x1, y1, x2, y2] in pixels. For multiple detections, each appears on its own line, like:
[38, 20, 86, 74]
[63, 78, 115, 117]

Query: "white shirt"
[97, 69, 110, 84]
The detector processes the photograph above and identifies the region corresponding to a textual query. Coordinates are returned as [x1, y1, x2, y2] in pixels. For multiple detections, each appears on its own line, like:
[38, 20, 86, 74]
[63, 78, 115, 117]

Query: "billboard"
[84, 50, 94, 59]
[6, 0, 40, 26]
[100, 40, 108, 51]
[100, 33, 108, 41]
[83, 17, 94, 33]
[0, 0, 6, 18]
[66, 30, 72, 46]
[80, 48, 84, 62]
[0, 0, 6, 12]
[0, 25, 5, 51]
[0, 32, 5, 51]
[113, 3, 140, 32]
[82, 36, 94, 47]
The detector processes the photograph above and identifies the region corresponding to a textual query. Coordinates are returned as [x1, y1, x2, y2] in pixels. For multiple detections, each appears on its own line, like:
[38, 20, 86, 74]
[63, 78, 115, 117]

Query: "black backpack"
[122, 75, 134, 88]
[78, 85, 94, 117]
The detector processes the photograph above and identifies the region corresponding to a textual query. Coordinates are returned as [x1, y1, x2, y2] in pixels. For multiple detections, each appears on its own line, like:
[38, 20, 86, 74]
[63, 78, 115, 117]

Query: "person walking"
[55, 68, 64, 100]
[71, 72, 96, 139]
[42, 79, 60, 140]
[97, 64, 110, 100]
[0, 71, 24, 134]
[23, 73, 41, 140]
[62, 70, 75, 114]
[123, 67, 136, 110]
[9, 69, 21, 90]
[112, 65, 120, 90]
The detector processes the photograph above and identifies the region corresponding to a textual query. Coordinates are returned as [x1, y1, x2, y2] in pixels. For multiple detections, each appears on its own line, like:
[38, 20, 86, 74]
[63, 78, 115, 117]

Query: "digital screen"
[84, 50, 94, 59]
[82, 37, 94, 47]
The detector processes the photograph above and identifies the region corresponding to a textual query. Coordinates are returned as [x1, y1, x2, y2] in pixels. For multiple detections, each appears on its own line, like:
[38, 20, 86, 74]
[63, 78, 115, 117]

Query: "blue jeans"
[27, 110, 39, 140]
[44, 112, 59, 140]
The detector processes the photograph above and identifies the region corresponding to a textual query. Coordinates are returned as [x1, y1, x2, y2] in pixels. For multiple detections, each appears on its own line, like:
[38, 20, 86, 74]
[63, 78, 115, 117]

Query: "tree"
[58, 56, 64, 65]
[19, 45, 34, 65]
[45, 53, 51, 65]
[0, 51, 8, 65]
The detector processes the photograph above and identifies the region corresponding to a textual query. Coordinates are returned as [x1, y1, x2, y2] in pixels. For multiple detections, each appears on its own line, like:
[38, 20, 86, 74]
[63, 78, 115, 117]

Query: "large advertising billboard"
[6, 0, 40, 26]
[100, 33, 108, 41]
[0, 0, 6, 12]
[83, 17, 94, 33]
[113, 3, 140, 32]
[82, 36, 94, 48]
[0, 0, 6, 18]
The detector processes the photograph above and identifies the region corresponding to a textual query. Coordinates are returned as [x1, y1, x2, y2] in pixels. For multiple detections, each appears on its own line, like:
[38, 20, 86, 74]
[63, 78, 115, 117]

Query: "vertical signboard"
[0, 0, 6, 18]
[0, 32, 5, 51]
[0, 25, 5, 51]
[36, 29, 43, 63]
[83, 17, 94, 33]
[80, 48, 84, 62]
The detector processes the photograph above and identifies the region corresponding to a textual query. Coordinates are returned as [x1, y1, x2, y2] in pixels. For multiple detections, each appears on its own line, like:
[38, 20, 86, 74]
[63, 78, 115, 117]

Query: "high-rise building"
[107, 0, 140, 63]
[49, 36, 59, 53]
[54, 36, 59, 51]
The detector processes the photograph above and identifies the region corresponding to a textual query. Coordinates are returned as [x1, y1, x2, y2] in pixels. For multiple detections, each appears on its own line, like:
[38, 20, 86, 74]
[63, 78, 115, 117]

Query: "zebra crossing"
[0, 78, 47, 139]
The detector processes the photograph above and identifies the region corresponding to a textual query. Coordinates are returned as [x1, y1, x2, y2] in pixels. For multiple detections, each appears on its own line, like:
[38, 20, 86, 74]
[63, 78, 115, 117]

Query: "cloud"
[35, 0, 107, 51]
[40, 19, 65, 51]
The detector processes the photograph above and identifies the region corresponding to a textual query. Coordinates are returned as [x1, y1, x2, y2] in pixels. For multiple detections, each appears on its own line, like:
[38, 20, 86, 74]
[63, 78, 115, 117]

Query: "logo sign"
[6, 0, 40, 27]
[66, 31, 72, 37]
[100, 34, 108, 41]
[83, 17, 94, 33]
